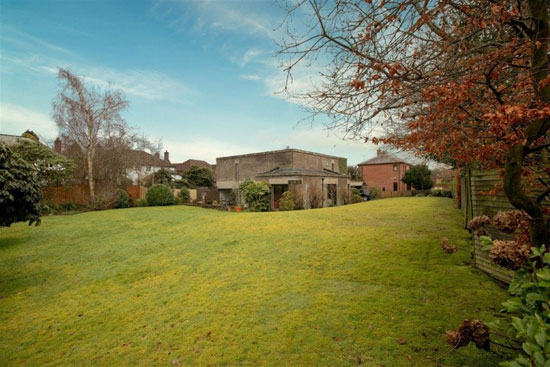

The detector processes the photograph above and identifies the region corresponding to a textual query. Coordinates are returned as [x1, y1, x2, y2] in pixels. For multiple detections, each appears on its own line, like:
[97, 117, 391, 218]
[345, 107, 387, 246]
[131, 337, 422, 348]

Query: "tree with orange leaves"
[279, 0, 549, 248]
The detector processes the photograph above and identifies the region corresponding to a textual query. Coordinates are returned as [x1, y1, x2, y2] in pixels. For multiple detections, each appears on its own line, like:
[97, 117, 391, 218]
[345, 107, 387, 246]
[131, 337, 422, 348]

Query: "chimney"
[154, 152, 160, 159]
[54, 137, 62, 153]
[164, 150, 170, 162]
[376, 149, 382, 156]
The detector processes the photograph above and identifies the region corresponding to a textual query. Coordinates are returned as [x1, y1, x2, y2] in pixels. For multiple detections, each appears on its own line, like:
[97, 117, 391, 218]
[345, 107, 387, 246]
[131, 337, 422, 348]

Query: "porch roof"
[256, 167, 348, 178]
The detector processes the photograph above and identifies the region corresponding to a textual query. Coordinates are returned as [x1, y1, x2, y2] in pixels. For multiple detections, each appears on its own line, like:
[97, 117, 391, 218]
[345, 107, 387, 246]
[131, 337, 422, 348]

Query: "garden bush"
[369, 186, 380, 199]
[278, 191, 295, 211]
[352, 194, 363, 203]
[115, 189, 130, 208]
[178, 187, 190, 203]
[239, 179, 270, 212]
[146, 184, 175, 206]
[135, 198, 148, 207]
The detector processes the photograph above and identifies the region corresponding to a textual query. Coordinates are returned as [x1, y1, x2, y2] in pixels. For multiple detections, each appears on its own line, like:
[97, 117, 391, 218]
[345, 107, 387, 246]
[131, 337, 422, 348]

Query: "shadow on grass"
[0, 235, 29, 250]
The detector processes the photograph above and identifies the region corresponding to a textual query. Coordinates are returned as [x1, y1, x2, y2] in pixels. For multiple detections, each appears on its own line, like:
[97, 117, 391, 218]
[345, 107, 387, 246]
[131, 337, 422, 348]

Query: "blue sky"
[0, 0, 378, 164]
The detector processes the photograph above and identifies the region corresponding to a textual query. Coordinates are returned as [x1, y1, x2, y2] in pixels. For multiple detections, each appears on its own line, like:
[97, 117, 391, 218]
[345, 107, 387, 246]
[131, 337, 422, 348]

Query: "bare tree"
[53, 69, 129, 202]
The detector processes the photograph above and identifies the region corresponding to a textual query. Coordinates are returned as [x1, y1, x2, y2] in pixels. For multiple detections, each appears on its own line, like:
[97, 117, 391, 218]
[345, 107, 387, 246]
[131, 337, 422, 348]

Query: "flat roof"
[216, 148, 345, 161]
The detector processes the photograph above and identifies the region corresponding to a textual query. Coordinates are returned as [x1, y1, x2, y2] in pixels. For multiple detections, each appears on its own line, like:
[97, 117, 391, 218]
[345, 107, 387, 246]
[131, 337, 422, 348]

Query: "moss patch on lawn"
[0, 197, 507, 366]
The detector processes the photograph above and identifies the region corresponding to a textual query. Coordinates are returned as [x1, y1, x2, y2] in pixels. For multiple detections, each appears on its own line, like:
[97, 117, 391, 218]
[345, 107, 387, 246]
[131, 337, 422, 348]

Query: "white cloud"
[38, 65, 197, 102]
[152, 0, 276, 39]
[0, 103, 58, 140]
[1, 25, 76, 57]
[239, 74, 262, 81]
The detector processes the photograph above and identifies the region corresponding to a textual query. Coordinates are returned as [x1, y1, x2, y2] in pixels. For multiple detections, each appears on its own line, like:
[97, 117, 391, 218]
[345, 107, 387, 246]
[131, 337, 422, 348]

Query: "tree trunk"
[87, 148, 95, 203]
[503, 0, 550, 249]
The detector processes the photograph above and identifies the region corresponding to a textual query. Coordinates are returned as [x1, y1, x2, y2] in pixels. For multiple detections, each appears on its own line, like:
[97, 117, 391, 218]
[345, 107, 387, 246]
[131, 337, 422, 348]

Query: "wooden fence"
[42, 184, 90, 205]
[460, 168, 549, 283]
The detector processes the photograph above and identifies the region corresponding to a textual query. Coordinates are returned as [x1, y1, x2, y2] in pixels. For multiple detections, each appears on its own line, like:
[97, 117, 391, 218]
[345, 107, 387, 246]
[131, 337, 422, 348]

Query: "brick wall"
[359, 163, 411, 194]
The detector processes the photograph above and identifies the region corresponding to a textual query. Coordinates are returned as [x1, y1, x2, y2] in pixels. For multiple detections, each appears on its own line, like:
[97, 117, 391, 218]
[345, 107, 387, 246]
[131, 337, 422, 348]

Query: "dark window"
[331, 163, 335, 171]
[393, 182, 398, 191]
[393, 165, 398, 171]
[234, 163, 239, 180]
[382, 187, 385, 192]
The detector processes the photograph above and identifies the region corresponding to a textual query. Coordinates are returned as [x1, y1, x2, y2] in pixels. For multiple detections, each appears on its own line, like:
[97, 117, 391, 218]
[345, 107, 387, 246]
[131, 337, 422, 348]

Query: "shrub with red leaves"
[441, 237, 458, 254]
[489, 240, 530, 270]
[446, 319, 490, 351]
[492, 210, 529, 234]
[467, 215, 491, 231]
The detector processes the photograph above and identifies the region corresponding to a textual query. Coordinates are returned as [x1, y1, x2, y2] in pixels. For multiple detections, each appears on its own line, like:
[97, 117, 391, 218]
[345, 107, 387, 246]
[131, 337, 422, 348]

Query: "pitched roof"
[172, 159, 212, 172]
[358, 152, 410, 166]
[256, 167, 348, 178]
[127, 150, 173, 168]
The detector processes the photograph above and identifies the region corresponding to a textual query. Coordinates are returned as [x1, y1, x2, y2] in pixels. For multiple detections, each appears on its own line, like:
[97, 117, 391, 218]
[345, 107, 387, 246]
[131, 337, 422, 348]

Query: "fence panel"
[461, 169, 548, 283]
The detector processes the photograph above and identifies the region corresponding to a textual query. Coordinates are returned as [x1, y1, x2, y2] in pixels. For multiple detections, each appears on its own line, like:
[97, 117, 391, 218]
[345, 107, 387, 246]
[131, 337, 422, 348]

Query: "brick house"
[358, 150, 412, 195]
[216, 148, 350, 209]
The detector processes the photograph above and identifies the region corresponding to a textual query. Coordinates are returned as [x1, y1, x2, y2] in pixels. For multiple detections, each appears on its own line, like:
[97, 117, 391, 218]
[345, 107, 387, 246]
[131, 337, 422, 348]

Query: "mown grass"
[1, 197, 507, 366]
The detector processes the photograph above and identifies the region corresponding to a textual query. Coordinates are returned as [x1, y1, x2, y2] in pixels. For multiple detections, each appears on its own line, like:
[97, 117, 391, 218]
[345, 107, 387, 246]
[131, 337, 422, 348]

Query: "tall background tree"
[184, 166, 214, 188]
[401, 165, 433, 190]
[279, 0, 549, 246]
[53, 68, 129, 202]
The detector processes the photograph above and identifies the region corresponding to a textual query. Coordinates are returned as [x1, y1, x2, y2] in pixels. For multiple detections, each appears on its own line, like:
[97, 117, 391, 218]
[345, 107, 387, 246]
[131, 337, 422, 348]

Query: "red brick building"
[358, 150, 412, 194]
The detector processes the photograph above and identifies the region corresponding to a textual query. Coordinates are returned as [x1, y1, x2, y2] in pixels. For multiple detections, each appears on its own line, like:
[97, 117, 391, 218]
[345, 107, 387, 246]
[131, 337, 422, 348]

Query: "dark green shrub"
[185, 166, 214, 188]
[0, 143, 42, 226]
[279, 191, 295, 211]
[135, 198, 148, 207]
[352, 194, 363, 203]
[153, 169, 173, 187]
[115, 189, 130, 208]
[178, 187, 190, 203]
[146, 184, 175, 206]
[352, 187, 361, 196]
[61, 201, 77, 212]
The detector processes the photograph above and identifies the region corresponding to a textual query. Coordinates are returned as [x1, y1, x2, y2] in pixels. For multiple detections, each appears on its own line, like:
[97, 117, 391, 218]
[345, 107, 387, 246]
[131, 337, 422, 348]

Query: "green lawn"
[1, 197, 507, 366]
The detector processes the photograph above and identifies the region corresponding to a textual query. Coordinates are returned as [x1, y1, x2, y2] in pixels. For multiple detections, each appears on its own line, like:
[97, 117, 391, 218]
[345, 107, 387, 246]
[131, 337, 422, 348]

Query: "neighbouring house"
[126, 150, 175, 185]
[358, 149, 412, 195]
[216, 148, 350, 209]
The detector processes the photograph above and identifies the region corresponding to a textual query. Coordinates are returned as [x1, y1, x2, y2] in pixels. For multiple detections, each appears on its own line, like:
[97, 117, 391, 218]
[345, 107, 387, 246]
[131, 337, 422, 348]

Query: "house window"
[382, 187, 385, 192]
[331, 163, 335, 171]
[234, 163, 239, 181]
[393, 165, 398, 171]
[393, 182, 398, 191]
